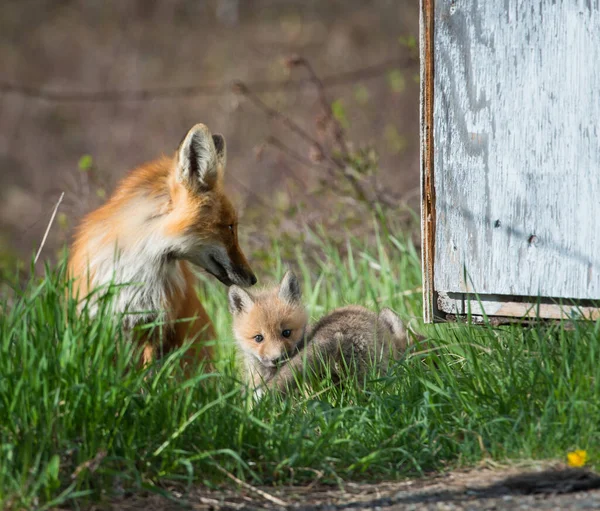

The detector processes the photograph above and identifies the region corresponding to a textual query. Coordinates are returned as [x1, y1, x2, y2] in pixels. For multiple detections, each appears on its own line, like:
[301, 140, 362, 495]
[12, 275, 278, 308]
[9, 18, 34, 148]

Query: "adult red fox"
[68, 123, 256, 372]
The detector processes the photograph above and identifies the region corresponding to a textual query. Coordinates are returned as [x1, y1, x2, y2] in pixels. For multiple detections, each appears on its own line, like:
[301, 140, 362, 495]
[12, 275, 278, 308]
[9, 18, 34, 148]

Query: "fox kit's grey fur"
[228, 271, 409, 398]
[265, 304, 408, 396]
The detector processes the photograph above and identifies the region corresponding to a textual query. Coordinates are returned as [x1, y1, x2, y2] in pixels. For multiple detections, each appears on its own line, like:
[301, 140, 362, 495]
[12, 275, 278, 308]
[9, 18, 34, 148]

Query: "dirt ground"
[83, 463, 600, 511]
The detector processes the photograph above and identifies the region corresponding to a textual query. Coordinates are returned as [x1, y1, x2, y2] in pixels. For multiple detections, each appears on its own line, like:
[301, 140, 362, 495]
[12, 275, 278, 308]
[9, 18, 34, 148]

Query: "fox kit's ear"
[279, 270, 302, 304]
[176, 124, 224, 192]
[228, 285, 254, 315]
[378, 308, 406, 337]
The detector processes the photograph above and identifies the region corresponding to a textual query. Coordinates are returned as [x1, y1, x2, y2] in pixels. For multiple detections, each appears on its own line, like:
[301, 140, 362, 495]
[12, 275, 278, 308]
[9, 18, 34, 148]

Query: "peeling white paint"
[433, 0, 600, 300]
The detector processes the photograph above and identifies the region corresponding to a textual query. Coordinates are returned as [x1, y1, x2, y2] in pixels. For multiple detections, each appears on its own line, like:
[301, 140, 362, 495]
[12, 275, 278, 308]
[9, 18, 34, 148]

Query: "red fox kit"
[68, 123, 256, 372]
[228, 271, 408, 396]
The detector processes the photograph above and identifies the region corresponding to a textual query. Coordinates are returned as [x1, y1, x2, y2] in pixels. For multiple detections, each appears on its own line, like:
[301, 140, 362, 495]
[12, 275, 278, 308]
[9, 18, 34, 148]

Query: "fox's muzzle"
[221, 263, 257, 287]
[225, 241, 256, 287]
[201, 244, 256, 288]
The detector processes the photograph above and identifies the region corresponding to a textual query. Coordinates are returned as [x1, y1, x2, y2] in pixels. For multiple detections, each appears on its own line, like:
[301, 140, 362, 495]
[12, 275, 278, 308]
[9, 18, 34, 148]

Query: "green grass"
[1, 226, 599, 509]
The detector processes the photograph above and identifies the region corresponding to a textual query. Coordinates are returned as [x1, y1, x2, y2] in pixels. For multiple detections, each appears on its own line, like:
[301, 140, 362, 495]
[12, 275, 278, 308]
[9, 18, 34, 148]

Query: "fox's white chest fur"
[85, 230, 187, 328]
[70, 123, 256, 333]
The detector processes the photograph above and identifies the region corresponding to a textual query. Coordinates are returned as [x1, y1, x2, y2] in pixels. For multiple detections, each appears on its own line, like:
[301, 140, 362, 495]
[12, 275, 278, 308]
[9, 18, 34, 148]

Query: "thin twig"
[234, 81, 334, 165]
[235, 78, 380, 207]
[290, 56, 350, 157]
[343, 166, 379, 207]
[266, 136, 332, 174]
[231, 176, 271, 208]
[236, 56, 404, 211]
[215, 465, 288, 507]
[71, 450, 107, 480]
[265, 137, 354, 202]
[34, 192, 64, 266]
[289, 58, 391, 208]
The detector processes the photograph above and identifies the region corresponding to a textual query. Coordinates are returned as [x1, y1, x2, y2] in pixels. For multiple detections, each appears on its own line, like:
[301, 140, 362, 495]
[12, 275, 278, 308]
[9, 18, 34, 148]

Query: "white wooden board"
[437, 292, 600, 321]
[427, 0, 600, 310]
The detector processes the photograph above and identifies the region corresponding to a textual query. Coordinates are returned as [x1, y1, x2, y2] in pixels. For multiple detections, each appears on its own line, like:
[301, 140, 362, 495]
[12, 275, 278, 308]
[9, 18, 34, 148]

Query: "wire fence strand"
[0, 56, 416, 103]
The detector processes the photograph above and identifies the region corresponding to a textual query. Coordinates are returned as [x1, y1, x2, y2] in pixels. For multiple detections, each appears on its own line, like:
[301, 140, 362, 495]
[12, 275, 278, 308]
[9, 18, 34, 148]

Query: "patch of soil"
[80, 462, 600, 511]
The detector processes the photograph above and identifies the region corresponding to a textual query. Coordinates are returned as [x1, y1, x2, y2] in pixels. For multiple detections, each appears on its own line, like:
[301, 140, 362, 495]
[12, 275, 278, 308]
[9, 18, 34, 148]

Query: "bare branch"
[233, 80, 336, 165]
[238, 56, 412, 212]
[291, 55, 350, 156]
[266, 136, 332, 175]
[215, 465, 288, 507]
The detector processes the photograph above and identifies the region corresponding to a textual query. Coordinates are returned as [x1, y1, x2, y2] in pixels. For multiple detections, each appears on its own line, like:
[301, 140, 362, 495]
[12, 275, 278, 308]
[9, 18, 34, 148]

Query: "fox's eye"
[254, 334, 264, 343]
[282, 329, 291, 338]
[228, 224, 234, 232]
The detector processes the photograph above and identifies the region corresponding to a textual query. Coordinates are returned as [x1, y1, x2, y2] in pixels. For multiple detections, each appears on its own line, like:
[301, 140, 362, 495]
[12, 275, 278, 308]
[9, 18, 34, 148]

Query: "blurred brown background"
[0, 0, 420, 272]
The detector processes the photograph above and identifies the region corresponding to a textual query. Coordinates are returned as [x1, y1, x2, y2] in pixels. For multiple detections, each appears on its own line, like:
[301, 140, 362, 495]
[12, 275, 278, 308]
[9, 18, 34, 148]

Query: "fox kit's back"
[266, 304, 408, 395]
[305, 305, 407, 369]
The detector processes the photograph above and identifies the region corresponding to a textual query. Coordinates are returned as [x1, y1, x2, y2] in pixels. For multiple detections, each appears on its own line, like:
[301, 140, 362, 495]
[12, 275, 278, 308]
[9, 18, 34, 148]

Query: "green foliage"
[331, 99, 349, 129]
[344, 146, 379, 177]
[1, 228, 599, 508]
[384, 124, 407, 155]
[77, 155, 93, 172]
[0, 235, 24, 291]
[354, 85, 370, 105]
[398, 35, 417, 50]
[386, 69, 406, 94]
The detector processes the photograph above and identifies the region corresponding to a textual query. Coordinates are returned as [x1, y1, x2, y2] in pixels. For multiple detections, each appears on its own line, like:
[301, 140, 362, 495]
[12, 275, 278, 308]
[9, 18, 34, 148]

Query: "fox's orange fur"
[68, 124, 256, 373]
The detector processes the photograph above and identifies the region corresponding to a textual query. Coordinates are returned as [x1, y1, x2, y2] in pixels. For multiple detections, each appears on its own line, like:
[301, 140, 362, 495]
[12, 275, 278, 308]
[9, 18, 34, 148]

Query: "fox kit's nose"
[261, 357, 277, 368]
[249, 273, 257, 286]
[270, 353, 290, 366]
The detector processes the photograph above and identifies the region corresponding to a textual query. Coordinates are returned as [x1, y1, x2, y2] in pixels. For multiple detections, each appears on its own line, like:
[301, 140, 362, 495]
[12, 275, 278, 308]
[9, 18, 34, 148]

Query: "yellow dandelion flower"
[567, 449, 588, 467]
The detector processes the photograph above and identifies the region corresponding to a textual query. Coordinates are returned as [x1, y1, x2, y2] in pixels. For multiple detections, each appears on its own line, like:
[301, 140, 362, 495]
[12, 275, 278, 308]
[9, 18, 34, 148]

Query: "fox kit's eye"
[228, 224, 234, 232]
[254, 334, 264, 343]
[282, 329, 291, 338]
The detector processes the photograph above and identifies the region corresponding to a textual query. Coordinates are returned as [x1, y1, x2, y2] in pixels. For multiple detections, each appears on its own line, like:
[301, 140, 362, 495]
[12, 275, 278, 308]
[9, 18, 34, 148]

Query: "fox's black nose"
[249, 274, 257, 286]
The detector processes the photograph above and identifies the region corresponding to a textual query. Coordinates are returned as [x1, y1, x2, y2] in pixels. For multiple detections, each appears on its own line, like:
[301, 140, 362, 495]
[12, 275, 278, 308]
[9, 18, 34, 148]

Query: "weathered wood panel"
[437, 292, 600, 320]
[420, 0, 437, 322]
[432, 0, 600, 301]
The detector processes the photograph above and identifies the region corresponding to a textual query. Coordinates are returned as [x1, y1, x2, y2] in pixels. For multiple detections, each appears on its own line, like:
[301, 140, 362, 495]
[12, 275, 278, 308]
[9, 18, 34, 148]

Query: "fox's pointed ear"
[176, 124, 224, 192]
[212, 133, 227, 169]
[279, 270, 302, 304]
[228, 285, 254, 315]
